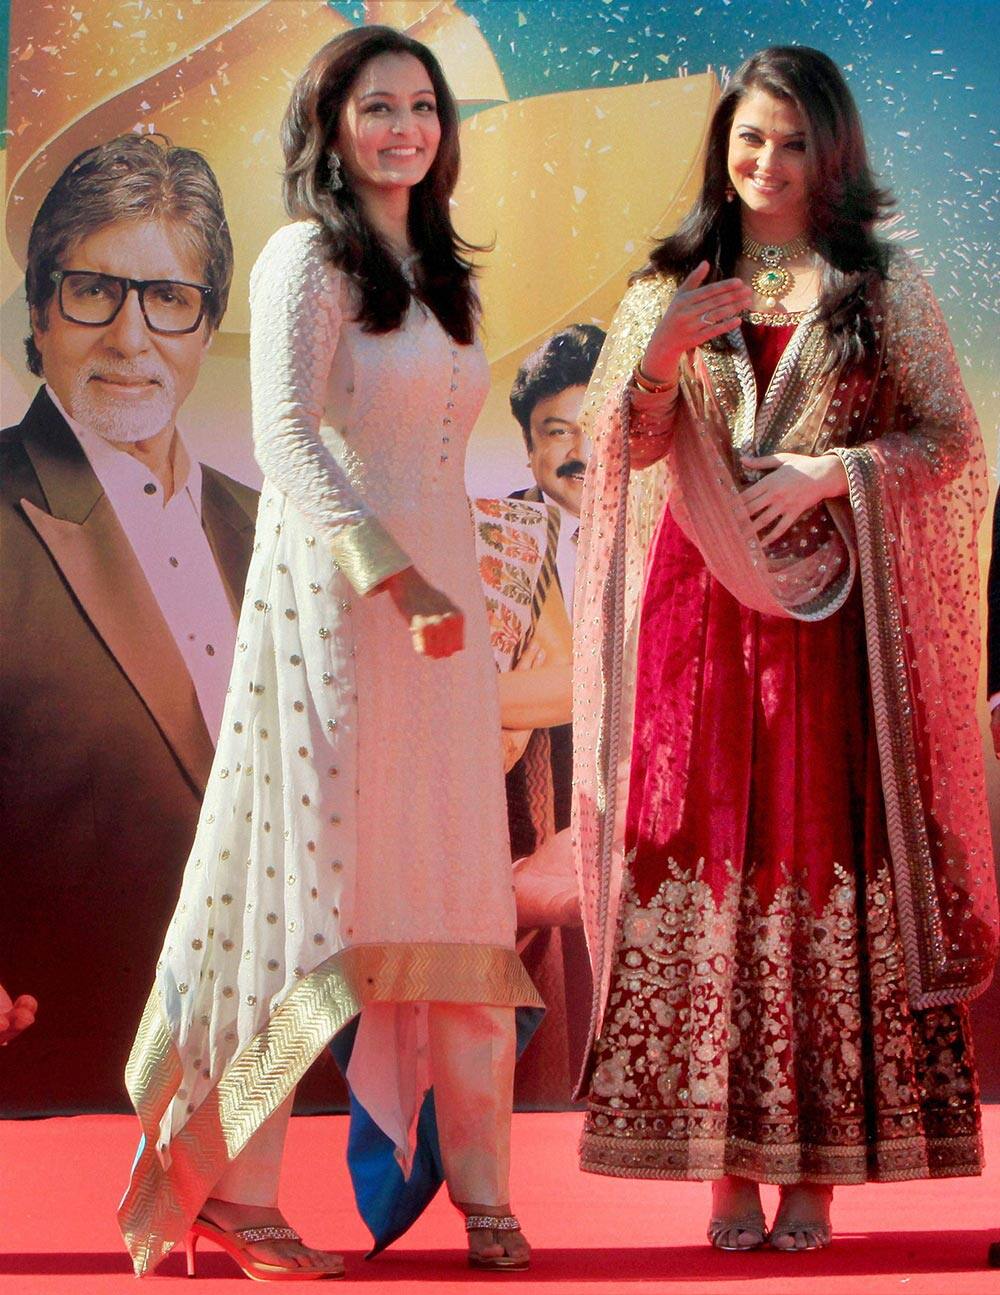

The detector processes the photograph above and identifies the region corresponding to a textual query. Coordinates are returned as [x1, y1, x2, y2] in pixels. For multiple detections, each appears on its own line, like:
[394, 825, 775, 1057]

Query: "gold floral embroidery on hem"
[582, 855, 982, 1183]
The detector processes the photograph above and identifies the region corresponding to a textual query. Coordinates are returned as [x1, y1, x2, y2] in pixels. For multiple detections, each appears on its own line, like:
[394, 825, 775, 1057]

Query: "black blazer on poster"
[0, 388, 257, 1114]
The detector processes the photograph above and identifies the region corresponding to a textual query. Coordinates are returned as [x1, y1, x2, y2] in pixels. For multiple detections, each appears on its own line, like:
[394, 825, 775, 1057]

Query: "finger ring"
[700, 311, 715, 325]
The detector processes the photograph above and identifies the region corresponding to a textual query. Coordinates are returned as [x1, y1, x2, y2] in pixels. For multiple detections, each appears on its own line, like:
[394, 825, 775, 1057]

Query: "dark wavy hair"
[641, 46, 895, 366]
[24, 134, 233, 376]
[281, 25, 480, 344]
[510, 323, 606, 450]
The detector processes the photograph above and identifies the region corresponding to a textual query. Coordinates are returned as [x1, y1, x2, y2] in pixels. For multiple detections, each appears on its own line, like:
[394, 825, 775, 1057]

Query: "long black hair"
[642, 46, 895, 366]
[281, 25, 481, 344]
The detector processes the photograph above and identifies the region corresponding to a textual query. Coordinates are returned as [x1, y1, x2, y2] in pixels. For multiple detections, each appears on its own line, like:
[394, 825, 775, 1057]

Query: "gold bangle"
[631, 364, 678, 395]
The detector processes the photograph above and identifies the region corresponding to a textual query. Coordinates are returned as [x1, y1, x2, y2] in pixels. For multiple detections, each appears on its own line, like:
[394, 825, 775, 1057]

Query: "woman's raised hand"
[640, 261, 754, 383]
[382, 566, 465, 659]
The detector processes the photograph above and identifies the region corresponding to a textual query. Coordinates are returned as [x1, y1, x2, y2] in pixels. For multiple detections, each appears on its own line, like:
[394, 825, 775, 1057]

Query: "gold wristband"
[631, 364, 678, 395]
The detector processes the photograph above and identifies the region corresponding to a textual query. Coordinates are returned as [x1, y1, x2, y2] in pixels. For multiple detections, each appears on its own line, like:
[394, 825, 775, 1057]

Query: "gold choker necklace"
[741, 233, 811, 306]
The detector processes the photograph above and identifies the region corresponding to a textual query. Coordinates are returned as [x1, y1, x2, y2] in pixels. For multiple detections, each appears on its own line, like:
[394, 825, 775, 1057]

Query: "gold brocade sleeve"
[581, 275, 678, 436]
[331, 515, 412, 596]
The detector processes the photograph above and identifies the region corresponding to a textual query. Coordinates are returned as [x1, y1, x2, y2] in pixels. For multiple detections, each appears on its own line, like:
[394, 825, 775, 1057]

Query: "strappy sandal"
[770, 1184, 833, 1251]
[185, 1216, 345, 1281]
[464, 1212, 531, 1272]
[769, 1218, 832, 1251]
[707, 1214, 770, 1251]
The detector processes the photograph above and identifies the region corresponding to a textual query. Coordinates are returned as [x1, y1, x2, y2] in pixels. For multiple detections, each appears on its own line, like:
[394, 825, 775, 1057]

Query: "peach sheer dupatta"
[571, 258, 997, 1082]
[831, 256, 997, 1008]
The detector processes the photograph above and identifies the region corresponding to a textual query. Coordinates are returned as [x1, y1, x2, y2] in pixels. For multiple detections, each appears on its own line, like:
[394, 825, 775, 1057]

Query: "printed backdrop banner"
[2, 0, 998, 1111]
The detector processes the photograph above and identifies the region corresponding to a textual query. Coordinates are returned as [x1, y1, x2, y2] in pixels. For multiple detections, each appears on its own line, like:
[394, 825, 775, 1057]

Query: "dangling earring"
[326, 151, 343, 194]
[724, 184, 736, 203]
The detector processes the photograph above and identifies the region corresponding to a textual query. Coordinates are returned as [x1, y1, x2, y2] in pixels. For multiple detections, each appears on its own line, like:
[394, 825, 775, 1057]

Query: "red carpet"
[1, 1109, 997, 1293]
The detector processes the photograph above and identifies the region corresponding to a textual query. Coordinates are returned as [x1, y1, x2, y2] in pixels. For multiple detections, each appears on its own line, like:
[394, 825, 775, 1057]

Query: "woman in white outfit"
[119, 25, 540, 1281]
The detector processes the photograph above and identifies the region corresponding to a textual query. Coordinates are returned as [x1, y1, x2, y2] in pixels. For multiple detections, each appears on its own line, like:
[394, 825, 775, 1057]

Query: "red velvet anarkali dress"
[579, 320, 983, 1184]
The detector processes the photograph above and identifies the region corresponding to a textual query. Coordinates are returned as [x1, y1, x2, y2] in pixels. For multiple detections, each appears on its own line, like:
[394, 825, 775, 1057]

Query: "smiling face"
[32, 218, 211, 445]
[334, 51, 441, 199]
[727, 86, 810, 240]
[526, 384, 590, 517]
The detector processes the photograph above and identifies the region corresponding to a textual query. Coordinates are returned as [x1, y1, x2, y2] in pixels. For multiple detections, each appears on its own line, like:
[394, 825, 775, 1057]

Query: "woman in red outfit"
[573, 46, 997, 1253]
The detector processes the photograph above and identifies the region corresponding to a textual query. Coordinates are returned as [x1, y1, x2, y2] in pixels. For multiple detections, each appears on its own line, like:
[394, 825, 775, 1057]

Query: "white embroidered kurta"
[120, 223, 540, 1271]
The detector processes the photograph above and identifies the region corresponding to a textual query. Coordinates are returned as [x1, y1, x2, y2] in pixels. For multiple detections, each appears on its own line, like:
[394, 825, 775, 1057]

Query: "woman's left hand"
[740, 452, 849, 544]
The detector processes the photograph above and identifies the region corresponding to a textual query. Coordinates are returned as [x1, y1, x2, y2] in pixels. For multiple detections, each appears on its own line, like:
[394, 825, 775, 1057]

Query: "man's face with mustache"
[32, 218, 212, 446]
[526, 383, 590, 517]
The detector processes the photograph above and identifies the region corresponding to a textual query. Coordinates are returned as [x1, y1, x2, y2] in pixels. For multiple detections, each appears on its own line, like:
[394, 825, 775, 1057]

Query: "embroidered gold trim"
[741, 309, 808, 326]
[700, 344, 745, 430]
[119, 941, 542, 1276]
[838, 445, 939, 1003]
[579, 1135, 985, 1184]
[834, 446, 985, 1008]
[757, 325, 828, 455]
[331, 515, 411, 596]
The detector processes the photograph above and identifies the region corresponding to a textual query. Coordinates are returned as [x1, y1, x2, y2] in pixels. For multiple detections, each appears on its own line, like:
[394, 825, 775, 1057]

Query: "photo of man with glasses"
[0, 135, 257, 1114]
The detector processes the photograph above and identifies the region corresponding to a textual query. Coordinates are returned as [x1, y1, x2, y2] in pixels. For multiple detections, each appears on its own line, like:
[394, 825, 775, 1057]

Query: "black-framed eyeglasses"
[50, 269, 213, 335]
